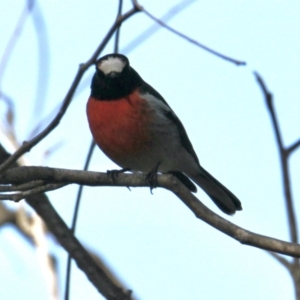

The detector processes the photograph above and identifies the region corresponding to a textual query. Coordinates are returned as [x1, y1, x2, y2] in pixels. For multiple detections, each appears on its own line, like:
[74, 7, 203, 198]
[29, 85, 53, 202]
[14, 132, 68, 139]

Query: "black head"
[91, 53, 142, 100]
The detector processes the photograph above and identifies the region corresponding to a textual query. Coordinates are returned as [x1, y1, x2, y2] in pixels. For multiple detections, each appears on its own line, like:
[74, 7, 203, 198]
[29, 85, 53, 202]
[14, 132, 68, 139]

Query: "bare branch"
[114, 0, 123, 54]
[0, 183, 66, 201]
[17, 207, 59, 300]
[287, 138, 300, 155]
[65, 141, 96, 300]
[0, 180, 44, 191]
[0, 195, 130, 300]
[2, 166, 300, 258]
[29, 1, 50, 124]
[122, 0, 196, 54]
[254, 72, 284, 151]
[268, 252, 291, 270]
[254, 72, 299, 246]
[25, 193, 133, 300]
[132, 0, 246, 66]
[0, 0, 35, 86]
[32, 214, 59, 300]
[0, 137, 133, 298]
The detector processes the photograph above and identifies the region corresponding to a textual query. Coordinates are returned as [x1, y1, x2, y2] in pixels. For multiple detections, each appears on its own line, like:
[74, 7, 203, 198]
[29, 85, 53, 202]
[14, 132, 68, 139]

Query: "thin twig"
[0, 183, 66, 201]
[0, 6, 140, 174]
[132, 0, 246, 66]
[254, 73, 284, 151]
[268, 252, 291, 269]
[0, 180, 44, 191]
[287, 138, 300, 155]
[0, 0, 35, 86]
[28, 1, 50, 133]
[31, 213, 59, 300]
[64, 141, 95, 300]
[114, 0, 123, 54]
[0, 1, 36, 145]
[254, 72, 298, 247]
[122, 0, 196, 54]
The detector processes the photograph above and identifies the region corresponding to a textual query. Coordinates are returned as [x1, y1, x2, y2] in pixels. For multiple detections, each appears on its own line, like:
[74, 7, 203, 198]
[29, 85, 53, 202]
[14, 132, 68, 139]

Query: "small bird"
[86, 53, 242, 215]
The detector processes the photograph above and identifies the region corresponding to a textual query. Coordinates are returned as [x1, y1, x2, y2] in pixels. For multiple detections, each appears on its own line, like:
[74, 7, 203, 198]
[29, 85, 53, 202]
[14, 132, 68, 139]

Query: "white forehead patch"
[98, 57, 126, 75]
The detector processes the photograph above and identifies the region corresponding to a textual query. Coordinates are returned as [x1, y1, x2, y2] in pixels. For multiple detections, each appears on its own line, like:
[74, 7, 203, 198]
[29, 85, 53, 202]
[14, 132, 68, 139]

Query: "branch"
[0, 0, 35, 86]
[254, 72, 298, 246]
[0, 182, 66, 201]
[132, 0, 246, 66]
[0, 180, 44, 191]
[122, 0, 196, 54]
[0, 197, 130, 299]
[114, 0, 123, 54]
[1, 166, 300, 257]
[254, 72, 284, 151]
[268, 252, 291, 270]
[65, 141, 96, 300]
[21, 209, 59, 299]
[25, 193, 132, 300]
[0, 143, 133, 299]
[0, 6, 140, 174]
[287, 138, 300, 155]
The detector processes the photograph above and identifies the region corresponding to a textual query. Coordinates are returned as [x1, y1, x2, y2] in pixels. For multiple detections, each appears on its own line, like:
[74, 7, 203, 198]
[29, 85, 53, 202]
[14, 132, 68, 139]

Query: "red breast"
[87, 89, 154, 165]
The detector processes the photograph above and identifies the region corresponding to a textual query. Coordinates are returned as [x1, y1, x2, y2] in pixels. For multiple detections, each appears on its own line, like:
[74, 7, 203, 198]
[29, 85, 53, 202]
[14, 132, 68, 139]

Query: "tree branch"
[0, 197, 130, 299]
[25, 193, 132, 300]
[254, 72, 299, 246]
[287, 138, 300, 156]
[268, 252, 291, 270]
[122, 0, 196, 54]
[132, 0, 246, 66]
[1, 166, 300, 257]
[0, 143, 133, 299]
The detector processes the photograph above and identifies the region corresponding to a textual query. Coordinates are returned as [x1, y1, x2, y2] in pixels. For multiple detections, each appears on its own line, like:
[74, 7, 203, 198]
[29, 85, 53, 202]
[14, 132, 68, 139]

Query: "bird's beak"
[106, 71, 120, 78]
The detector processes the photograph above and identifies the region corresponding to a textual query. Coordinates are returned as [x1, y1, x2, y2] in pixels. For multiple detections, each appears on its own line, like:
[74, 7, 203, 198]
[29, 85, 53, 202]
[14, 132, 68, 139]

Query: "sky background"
[0, 0, 300, 299]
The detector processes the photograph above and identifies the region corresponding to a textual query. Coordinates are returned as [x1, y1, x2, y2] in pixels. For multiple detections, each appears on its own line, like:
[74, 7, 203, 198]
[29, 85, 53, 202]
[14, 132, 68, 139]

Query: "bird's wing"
[139, 80, 200, 165]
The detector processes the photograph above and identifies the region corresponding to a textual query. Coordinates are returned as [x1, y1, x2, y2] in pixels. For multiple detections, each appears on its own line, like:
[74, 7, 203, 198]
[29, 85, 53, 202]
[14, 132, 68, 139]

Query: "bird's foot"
[146, 163, 160, 194]
[107, 168, 131, 183]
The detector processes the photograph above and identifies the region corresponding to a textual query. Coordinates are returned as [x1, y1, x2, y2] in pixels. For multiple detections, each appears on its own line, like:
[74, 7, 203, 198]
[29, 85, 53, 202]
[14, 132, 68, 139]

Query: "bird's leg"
[107, 168, 131, 183]
[146, 162, 160, 194]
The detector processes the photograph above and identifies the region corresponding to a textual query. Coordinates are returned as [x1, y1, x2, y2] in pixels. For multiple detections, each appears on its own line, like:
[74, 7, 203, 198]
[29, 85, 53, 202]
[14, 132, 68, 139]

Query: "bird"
[86, 53, 242, 215]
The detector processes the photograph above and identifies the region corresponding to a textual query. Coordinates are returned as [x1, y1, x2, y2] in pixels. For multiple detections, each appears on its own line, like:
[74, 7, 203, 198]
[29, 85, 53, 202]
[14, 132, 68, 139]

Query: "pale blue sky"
[0, 0, 300, 299]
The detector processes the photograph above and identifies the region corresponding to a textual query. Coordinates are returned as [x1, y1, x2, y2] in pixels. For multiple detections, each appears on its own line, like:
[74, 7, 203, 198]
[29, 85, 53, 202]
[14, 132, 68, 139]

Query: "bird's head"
[91, 54, 141, 100]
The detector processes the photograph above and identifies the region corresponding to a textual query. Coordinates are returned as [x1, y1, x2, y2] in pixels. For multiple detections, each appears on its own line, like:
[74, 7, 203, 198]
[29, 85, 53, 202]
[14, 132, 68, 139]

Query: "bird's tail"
[190, 166, 242, 215]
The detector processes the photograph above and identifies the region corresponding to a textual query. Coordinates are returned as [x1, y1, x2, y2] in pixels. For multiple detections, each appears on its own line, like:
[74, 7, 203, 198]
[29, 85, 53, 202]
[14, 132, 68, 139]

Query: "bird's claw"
[146, 163, 160, 194]
[107, 168, 130, 183]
